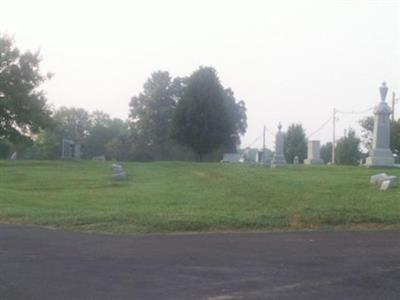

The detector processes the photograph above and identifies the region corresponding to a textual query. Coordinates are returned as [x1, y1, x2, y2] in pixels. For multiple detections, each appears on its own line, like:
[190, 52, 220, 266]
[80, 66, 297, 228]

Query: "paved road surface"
[1, 225, 400, 299]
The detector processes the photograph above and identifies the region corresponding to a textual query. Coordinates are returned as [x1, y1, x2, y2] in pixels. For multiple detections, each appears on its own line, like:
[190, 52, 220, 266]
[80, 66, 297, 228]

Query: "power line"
[307, 116, 333, 139]
[336, 107, 373, 115]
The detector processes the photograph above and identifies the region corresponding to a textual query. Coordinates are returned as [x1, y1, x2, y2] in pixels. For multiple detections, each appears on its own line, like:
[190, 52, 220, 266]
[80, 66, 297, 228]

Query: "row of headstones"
[270, 124, 323, 168]
[273, 82, 396, 168]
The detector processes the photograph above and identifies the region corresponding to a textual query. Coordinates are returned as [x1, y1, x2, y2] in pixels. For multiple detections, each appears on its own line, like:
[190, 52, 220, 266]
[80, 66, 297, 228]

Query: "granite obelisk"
[366, 82, 394, 167]
[271, 123, 286, 168]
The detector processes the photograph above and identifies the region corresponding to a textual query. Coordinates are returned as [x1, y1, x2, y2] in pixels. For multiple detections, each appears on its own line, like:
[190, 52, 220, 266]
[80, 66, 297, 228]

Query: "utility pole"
[262, 125, 266, 164]
[332, 108, 336, 164]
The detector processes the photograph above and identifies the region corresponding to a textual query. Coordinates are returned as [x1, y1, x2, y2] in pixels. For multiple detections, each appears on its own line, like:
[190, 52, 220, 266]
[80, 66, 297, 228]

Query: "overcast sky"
[1, 0, 399, 149]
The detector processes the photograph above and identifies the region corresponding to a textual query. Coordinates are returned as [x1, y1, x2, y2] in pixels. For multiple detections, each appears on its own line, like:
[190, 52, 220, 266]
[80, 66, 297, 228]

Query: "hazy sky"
[1, 0, 399, 149]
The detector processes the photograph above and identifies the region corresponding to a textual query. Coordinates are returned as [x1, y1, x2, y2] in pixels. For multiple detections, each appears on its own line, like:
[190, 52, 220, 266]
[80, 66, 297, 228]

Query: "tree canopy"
[172, 67, 247, 160]
[129, 71, 186, 160]
[335, 129, 361, 165]
[284, 123, 307, 163]
[0, 35, 52, 143]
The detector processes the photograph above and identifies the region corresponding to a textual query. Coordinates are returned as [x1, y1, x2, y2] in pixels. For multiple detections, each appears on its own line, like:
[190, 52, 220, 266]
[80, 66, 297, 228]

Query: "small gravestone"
[293, 156, 299, 165]
[112, 164, 127, 181]
[370, 173, 388, 185]
[10, 152, 17, 160]
[380, 176, 398, 191]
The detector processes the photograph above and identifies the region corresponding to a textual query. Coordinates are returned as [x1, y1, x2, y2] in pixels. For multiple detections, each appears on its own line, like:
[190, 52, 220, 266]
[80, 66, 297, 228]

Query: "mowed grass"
[0, 160, 400, 233]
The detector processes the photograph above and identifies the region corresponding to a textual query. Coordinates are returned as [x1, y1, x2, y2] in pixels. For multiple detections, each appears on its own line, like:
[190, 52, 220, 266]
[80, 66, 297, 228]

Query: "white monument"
[366, 82, 395, 167]
[304, 140, 323, 165]
[271, 123, 286, 168]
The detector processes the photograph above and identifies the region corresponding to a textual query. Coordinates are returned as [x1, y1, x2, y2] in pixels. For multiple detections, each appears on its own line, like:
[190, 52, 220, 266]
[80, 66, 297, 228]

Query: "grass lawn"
[0, 160, 399, 234]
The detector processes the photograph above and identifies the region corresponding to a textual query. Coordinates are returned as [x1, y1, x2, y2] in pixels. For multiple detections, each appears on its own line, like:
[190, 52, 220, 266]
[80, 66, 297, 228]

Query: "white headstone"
[304, 140, 323, 165]
[380, 176, 398, 191]
[112, 164, 127, 180]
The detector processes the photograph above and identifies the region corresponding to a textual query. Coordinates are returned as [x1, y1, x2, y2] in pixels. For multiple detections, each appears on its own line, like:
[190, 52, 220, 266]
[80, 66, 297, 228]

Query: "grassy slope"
[0, 160, 399, 233]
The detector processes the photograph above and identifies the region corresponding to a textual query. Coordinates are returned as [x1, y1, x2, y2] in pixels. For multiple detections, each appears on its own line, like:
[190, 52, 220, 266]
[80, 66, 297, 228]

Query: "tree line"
[0, 35, 247, 161]
[2, 35, 400, 164]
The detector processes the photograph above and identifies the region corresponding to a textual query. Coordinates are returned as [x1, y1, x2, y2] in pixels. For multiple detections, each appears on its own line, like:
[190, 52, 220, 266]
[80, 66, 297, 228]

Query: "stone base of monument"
[366, 148, 394, 167]
[271, 155, 286, 168]
[304, 158, 324, 165]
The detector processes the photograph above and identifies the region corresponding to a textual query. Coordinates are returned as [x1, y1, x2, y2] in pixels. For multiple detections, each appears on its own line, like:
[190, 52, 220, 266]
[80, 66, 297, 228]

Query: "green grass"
[1, 160, 400, 233]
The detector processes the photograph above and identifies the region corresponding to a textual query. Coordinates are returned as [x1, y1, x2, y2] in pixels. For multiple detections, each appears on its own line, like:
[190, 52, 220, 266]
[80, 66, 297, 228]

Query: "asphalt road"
[1, 225, 400, 299]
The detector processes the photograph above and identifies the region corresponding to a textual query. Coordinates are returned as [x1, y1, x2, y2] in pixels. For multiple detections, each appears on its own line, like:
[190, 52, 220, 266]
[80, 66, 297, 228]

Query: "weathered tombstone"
[10, 152, 17, 160]
[222, 153, 242, 163]
[366, 82, 395, 167]
[112, 163, 127, 180]
[293, 156, 299, 165]
[370, 173, 388, 185]
[61, 139, 81, 159]
[380, 176, 398, 191]
[271, 123, 286, 168]
[304, 140, 324, 165]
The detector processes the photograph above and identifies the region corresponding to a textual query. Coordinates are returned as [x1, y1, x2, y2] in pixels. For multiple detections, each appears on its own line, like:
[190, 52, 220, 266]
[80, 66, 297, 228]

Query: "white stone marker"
[304, 140, 323, 165]
[271, 123, 287, 168]
[366, 82, 395, 167]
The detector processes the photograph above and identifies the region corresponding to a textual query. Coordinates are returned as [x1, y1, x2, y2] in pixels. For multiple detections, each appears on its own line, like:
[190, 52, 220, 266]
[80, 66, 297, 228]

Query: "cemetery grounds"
[0, 160, 399, 234]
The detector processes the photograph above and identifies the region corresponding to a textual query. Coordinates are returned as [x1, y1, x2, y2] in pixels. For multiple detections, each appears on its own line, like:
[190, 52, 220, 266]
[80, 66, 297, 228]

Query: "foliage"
[129, 71, 186, 160]
[320, 142, 332, 164]
[284, 123, 307, 163]
[0, 35, 52, 142]
[359, 116, 374, 150]
[335, 129, 361, 165]
[172, 67, 247, 160]
[1, 161, 400, 233]
[34, 107, 128, 160]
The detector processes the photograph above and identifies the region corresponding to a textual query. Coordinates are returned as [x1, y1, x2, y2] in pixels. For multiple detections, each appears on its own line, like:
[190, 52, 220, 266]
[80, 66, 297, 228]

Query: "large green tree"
[0, 35, 52, 143]
[85, 111, 128, 159]
[172, 67, 247, 160]
[284, 123, 307, 163]
[335, 129, 361, 165]
[129, 71, 185, 160]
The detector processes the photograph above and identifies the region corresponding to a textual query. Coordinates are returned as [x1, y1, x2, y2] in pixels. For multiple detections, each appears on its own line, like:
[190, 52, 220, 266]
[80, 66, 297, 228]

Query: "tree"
[85, 111, 128, 159]
[0, 35, 52, 143]
[172, 67, 247, 160]
[335, 129, 361, 165]
[359, 116, 374, 150]
[34, 107, 90, 159]
[129, 71, 185, 160]
[284, 123, 307, 163]
[320, 142, 332, 164]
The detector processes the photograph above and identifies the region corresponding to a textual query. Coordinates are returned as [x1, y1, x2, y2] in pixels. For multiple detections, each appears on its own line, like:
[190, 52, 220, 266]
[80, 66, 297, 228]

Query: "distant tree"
[129, 71, 186, 160]
[172, 67, 247, 160]
[335, 129, 361, 165]
[221, 89, 247, 153]
[284, 124, 307, 163]
[85, 111, 128, 158]
[359, 116, 400, 155]
[0, 35, 52, 143]
[0, 139, 13, 159]
[359, 116, 374, 150]
[320, 142, 332, 164]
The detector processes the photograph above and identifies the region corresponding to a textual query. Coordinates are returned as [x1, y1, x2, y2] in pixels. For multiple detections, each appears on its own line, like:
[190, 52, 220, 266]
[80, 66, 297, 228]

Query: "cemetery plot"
[0, 161, 400, 234]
